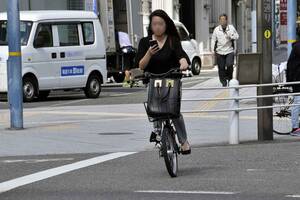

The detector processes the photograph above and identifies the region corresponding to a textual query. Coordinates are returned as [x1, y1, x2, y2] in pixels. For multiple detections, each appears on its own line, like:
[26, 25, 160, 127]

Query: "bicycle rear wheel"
[161, 125, 178, 177]
[273, 91, 292, 135]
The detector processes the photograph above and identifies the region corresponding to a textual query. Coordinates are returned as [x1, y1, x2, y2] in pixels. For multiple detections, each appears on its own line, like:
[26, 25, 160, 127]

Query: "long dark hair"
[148, 9, 180, 45]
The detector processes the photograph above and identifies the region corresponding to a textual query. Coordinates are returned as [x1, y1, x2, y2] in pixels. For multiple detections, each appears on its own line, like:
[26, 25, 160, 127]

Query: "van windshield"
[0, 21, 33, 46]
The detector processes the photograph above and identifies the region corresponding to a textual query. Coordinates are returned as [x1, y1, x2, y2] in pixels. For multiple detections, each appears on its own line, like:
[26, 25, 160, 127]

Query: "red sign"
[280, 0, 287, 11]
[280, 12, 287, 25]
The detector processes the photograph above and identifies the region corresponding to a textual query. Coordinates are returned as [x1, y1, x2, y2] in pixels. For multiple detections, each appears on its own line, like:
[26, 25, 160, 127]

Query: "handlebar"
[135, 68, 183, 80]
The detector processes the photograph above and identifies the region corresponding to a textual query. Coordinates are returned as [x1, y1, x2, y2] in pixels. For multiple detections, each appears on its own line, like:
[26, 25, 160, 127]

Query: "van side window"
[57, 24, 79, 46]
[82, 22, 94, 45]
[34, 24, 53, 48]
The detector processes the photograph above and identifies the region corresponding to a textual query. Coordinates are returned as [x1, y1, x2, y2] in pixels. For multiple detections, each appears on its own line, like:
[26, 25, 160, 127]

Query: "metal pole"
[93, 0, 98, 15]
[229, 79, 240, 145]
[256, 0, 273, 141]
[251, 0, 257, 53]
[7, 0, 23, 129]
[287, 0, 297, 56]
[126, 0, 135, 46]
[28, 0, 31, 10]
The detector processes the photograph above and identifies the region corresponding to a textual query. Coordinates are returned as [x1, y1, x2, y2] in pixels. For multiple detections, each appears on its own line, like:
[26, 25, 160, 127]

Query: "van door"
[53, 22, 86, 89]
[31, 23, 60, 90]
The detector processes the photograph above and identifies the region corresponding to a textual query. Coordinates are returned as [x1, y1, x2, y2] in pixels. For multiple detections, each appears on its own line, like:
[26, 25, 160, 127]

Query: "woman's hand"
[179, 58, 189, 71]
[139, 45, 160, 70]
[147, 45, 160, 56]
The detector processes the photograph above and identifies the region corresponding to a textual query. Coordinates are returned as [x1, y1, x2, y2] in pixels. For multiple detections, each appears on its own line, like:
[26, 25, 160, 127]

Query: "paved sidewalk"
[0, 77, 298, 157]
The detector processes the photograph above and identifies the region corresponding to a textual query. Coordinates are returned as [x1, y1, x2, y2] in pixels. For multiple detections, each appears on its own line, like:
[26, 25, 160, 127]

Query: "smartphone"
[149, 40, 158, 47]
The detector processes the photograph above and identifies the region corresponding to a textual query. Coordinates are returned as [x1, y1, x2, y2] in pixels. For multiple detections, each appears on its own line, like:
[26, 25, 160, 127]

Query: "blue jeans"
[291, 96, 300, 129]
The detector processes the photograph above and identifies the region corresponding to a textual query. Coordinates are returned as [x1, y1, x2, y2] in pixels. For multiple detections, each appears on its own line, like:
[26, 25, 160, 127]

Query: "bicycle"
[139, 68, 183, 177]
[271, 63, 294, 135]
[272, 85, 293, 135]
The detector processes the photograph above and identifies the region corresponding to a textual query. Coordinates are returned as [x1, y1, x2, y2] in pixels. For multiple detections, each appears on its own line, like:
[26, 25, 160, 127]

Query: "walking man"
[211, 14, 239, 87]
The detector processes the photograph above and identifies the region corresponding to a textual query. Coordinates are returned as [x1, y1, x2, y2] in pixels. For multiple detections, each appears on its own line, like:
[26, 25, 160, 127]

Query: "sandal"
[180, 141, 191, 155]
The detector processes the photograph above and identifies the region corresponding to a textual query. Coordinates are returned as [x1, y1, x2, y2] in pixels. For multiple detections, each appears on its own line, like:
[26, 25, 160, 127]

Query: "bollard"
[229, 79, 239, 144]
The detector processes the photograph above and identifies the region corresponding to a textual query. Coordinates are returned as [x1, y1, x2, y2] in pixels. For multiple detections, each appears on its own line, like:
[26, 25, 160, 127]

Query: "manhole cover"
[98, 132, 134, 136]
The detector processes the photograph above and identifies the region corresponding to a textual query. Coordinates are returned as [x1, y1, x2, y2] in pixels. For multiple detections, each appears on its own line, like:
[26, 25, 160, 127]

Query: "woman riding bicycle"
[135, 10, 191, 154]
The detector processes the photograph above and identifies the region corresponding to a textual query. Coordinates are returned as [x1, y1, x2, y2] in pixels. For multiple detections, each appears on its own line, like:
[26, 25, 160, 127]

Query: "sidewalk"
[0, 77, 298, 157]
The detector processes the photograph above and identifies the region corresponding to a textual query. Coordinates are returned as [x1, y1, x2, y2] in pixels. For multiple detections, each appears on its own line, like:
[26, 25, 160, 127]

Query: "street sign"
[264, 30, 272, 39]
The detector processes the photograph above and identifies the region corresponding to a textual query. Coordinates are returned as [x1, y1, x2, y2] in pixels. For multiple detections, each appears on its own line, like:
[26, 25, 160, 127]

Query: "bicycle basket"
[145, 78, 181, 119]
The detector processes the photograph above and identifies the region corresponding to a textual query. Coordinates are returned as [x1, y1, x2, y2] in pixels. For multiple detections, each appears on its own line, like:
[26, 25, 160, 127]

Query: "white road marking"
[109, 93, 135, 97]
[1, 158, 75, 164]
[247, 168, 290, 172]
[49, 99, 89, 108]
[135, 190, 238, 195]
[0, 152, 136, 194]
[286, 195, 300, 198]
[246, 169, 266, 172]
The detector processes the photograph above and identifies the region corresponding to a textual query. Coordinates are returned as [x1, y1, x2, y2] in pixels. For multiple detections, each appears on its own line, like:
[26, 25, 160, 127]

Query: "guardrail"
[181, 80, 300, 145]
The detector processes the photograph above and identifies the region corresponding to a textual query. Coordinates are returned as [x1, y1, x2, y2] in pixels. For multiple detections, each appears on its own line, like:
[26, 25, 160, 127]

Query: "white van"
[174, 21, 202, 75]
[0, 11, 107, 102]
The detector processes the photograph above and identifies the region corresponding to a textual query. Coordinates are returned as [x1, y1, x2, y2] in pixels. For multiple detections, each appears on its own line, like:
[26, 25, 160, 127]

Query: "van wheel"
[84, 74, 102, 98]
[23, 77, 37, 102]
[38, 90, 50, 100]
[191, 58, 201, 75]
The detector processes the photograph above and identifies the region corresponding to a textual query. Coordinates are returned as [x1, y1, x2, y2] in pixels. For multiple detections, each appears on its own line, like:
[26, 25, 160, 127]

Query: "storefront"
[275, 0, 300, 45]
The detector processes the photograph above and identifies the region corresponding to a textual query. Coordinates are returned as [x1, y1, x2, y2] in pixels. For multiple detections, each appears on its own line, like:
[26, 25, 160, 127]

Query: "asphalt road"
[0, 141, 299, 200]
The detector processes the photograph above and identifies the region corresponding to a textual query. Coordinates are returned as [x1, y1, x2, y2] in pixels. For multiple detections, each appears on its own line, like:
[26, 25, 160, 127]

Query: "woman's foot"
[181, 141, 191, 155]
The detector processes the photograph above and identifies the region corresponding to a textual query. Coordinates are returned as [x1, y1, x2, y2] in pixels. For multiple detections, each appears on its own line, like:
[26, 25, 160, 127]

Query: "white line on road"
[135, 190, 238, 195]
[109, 92, 135, 97]
[49, 99, 89, 108]
[246, 169, 266, 172]
[286, 195, 300, 198]
[1, 158, 75, 164]
[0, 152, 136, 194]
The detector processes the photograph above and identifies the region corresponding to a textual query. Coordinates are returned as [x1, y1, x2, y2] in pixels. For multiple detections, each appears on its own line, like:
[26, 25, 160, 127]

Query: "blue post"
[93, 0, 98, 15]
[287, 0, 297, 56]
[7, 0, 23, 129]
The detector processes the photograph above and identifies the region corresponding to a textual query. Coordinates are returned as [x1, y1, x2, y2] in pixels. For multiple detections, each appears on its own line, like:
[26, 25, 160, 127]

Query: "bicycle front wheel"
[161, 126, 178, 177]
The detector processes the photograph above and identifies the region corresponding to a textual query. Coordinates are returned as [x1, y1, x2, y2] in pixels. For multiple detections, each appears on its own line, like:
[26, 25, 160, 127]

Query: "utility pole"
[256, 0, 273, 141]
[7, 0, 23, 129]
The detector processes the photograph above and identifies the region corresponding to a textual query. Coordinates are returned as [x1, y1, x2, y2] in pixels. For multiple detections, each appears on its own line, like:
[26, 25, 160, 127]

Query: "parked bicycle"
[272, 63, 294, 135]
[272, 85, 293, 135]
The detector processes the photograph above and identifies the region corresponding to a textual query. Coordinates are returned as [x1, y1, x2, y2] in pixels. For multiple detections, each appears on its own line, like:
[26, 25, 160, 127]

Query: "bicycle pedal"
[155, 142, 161, 149]
[158, 149, 163, 157]
[156, 135, 161, 142]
